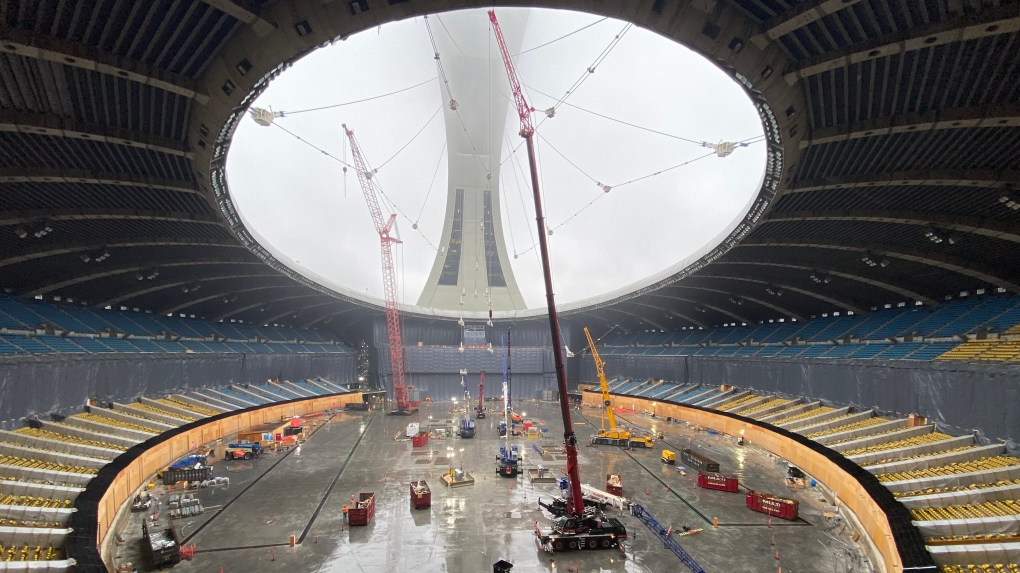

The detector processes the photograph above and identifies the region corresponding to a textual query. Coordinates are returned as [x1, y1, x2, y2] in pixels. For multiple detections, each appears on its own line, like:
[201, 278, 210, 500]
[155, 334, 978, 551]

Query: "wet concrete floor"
[111, 401, 872, 573]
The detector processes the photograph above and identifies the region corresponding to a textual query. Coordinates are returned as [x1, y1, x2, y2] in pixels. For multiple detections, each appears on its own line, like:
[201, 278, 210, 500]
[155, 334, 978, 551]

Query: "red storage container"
[410, 480, 431, 510]
[411, 431, 429, 447]
[697, 473, 739, 493]
[348, 492, 376, 526]
[745, 491, 799, 521]
[606, 474, 623, 497]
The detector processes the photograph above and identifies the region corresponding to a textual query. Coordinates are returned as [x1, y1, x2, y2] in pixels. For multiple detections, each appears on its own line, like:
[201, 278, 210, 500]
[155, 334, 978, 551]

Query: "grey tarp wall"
[373, 318, 574, 349]
[372, 346, 560, 401]
[0, 352, 356, 427]
[581, 355, 1020, 442]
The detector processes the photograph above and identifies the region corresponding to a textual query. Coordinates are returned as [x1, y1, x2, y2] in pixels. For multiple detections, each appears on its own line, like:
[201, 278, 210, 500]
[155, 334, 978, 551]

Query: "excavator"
[584, 327, 653, 448]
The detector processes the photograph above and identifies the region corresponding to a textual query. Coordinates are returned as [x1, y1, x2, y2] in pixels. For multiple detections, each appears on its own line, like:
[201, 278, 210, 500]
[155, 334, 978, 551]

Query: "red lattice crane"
[475, 371, 486, 419]
[488, 11, 585, 519]
[343, 124, 417, 415]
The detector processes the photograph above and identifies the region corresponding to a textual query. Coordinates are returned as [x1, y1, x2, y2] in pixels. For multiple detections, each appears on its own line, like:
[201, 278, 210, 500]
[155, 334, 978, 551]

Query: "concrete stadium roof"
[1, 0, 1018, 334]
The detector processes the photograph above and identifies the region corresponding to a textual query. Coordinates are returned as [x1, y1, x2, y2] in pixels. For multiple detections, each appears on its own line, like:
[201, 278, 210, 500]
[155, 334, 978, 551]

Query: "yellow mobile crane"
[584, 327, 653, 448]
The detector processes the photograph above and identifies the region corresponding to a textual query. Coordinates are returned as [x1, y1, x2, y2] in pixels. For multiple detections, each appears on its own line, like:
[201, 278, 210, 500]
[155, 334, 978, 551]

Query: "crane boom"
[584, 327, 618, 433]
[477, 370, 485, 415]
[489, 9, 583, 518]
[488, 11, 534, 138]
[343, 124, 414, 414]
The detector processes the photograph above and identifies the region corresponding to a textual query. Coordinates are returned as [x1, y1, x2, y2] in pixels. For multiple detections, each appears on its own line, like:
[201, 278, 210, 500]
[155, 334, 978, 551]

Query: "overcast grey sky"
[227, 8, 765, 310]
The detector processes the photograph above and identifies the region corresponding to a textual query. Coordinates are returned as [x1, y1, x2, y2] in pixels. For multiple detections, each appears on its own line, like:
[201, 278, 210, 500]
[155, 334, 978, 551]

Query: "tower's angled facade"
[416, 10, 528, 312]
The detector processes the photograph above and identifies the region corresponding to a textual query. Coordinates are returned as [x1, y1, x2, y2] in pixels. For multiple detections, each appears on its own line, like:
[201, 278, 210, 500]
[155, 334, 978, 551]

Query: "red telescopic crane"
[343, 124, 417, 415]
[476, 370, 486, 418]
[488, 10, 584, 518]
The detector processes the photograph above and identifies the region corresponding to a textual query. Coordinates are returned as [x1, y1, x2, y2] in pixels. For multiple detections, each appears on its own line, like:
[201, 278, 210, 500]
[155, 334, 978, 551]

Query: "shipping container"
[745, 491, 799, 521]
[680, 449, 720, 473]
[349, 492, 376, 526]
[697, 473, 739, 493]
[410, 480, 431, 510]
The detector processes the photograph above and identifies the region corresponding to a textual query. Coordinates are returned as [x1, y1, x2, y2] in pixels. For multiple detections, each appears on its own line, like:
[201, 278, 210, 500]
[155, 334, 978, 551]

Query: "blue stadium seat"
[3, 334, 55, 353]
[103, 339, 142, 352]
[0, 337, 28, 354]
[74, 338, 114, 353]
[130, 339, 164, 353]
[848, 345, 886, 359]
[0, 297, 44, 329]
[38, 336, 85, 353]
[820, 344, 859, 358]
[799, 345, 832, 358]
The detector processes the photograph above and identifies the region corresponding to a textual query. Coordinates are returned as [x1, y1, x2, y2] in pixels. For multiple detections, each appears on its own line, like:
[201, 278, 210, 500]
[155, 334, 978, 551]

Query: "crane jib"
[343, 124, 411, 413]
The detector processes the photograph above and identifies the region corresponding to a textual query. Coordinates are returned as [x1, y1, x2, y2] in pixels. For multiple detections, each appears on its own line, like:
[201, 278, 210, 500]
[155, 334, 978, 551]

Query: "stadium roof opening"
[227, 8, 766, 320]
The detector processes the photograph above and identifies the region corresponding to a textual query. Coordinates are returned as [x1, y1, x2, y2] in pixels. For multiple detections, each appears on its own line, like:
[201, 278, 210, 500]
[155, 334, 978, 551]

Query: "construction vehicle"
[662, 450, 676, 464]
[489, 9, 627, 553]
[224, 442, 263, 460]
[584, 326, 653, 448]
[497, 444, 520, 477]
[539, 479, 609, 517]
[460, 368, 471, 403]
[344, 125, 418, 415]
[475, 371, 486, 419]
[495, 328, 516, 450]
[459, 418, 476, 438]
[539, 495, 608, 518]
